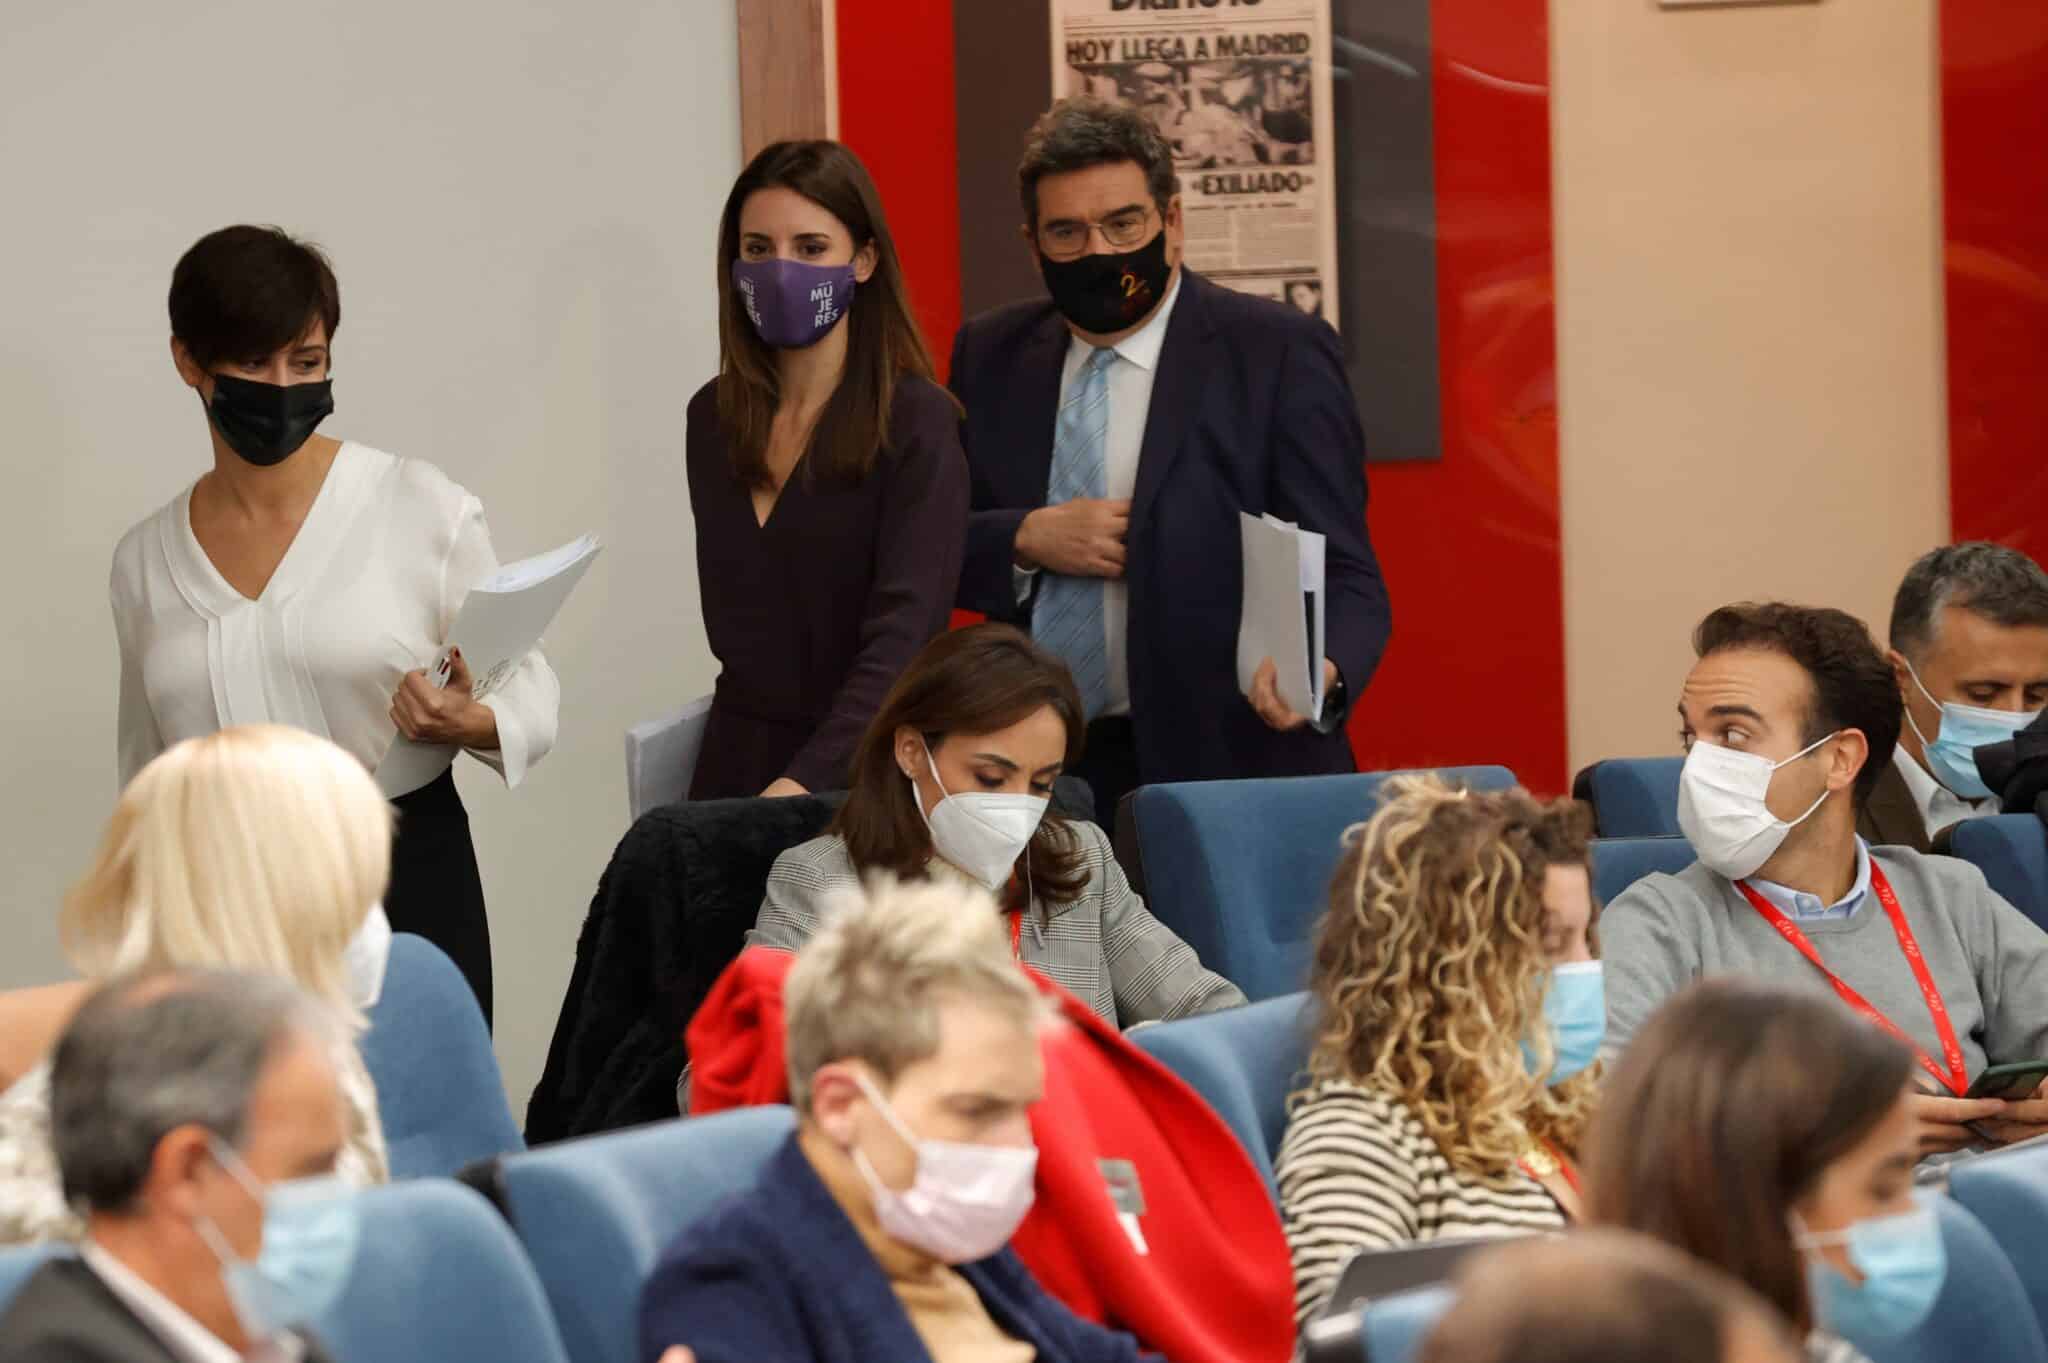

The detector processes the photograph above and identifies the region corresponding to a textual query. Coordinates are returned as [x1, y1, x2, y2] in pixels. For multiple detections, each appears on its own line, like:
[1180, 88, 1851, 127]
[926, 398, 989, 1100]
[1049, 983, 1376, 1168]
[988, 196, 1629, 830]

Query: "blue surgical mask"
[1522, 960, 1605, 1085]
[1902, 657, 2036, 800]
[1797, 1195, 1947, 1340]
[194, 1138, 360, 1339]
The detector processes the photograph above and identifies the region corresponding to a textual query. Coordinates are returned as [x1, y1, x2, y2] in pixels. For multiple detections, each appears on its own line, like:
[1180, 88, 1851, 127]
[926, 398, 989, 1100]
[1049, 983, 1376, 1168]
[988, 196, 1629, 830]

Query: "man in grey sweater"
[1602, 601, 2048, 1158]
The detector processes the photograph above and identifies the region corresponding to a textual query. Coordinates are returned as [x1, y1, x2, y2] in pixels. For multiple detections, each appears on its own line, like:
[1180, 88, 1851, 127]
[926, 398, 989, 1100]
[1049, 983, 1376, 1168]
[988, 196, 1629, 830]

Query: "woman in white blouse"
[109, 224, 559, 1023]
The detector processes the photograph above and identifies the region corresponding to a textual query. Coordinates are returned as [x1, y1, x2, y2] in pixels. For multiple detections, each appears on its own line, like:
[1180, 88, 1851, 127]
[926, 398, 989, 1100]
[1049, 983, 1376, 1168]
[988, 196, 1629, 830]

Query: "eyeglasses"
[1037, 206, 1156, 262]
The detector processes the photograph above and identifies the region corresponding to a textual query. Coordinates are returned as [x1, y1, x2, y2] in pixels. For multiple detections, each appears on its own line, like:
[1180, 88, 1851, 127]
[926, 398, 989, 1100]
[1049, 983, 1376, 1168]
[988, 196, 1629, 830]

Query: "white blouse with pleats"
[110, 441, 559, 794]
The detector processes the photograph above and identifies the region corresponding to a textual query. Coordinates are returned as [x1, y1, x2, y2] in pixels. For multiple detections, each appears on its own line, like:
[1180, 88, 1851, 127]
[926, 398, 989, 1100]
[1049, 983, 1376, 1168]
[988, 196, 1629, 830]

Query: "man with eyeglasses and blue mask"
[947, 95, 1391, 823]
[1859, 543, 2048, 852]
[1600, 602, 2048, 1163]
[0, 970, 357, 1363]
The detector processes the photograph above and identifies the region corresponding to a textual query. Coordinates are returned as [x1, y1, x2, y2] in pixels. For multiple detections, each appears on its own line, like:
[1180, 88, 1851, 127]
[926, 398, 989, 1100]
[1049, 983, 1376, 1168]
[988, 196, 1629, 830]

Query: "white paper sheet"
[625, 695, 715, 821]
[374, 533, 602, 799]
[1237, 511, 1326, 719]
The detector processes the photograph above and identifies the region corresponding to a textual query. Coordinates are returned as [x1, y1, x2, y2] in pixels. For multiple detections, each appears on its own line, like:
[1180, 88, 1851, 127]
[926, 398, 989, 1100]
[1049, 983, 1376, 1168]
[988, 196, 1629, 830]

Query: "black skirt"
[384, 767, 492, 1027]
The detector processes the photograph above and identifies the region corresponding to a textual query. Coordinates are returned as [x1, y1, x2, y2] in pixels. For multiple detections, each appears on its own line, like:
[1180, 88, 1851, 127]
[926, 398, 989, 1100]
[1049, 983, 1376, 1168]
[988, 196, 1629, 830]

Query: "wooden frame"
[735, 0, 837, 158]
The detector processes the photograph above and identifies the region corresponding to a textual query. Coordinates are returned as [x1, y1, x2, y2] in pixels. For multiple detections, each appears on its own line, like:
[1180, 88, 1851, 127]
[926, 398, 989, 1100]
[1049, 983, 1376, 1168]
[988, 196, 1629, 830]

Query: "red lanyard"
[1737, 863, 1968, 1097]
[1009, 909, 1024, 961]
[1517, 1141, 1581, 1193]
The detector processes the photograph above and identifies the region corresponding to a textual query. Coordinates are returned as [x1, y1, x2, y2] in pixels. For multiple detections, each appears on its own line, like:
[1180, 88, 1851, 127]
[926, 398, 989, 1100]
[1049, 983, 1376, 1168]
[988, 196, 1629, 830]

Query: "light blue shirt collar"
[1748, 837, 1873, 921]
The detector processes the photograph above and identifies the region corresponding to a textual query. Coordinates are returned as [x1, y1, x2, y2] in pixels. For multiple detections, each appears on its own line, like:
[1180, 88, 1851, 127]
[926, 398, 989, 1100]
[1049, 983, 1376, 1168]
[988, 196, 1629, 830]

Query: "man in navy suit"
[950, 96, 1391, 815]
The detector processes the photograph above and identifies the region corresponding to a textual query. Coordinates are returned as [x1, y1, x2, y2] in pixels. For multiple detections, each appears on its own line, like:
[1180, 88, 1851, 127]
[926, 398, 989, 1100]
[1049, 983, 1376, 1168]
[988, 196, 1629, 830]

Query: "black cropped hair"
[169, 225, 340, 371]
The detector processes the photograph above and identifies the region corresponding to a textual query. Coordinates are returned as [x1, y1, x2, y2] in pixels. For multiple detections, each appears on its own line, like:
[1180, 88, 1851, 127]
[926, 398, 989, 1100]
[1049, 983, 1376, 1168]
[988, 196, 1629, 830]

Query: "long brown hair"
[1304, 776, 1598, 1179]
[832, 625, 1089, 908]
[1583, 979, 1916, 1334]
[714, 140, 945, 489]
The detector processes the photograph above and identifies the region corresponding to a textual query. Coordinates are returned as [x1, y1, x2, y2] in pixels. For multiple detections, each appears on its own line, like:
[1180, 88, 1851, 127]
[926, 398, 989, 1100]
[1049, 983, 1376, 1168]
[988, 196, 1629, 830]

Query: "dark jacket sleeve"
[782, 385, 969, 793]
[639, 1241, 814, 1363]
[950, 321, 1034, 623]
[1264, 317, 1391, 713]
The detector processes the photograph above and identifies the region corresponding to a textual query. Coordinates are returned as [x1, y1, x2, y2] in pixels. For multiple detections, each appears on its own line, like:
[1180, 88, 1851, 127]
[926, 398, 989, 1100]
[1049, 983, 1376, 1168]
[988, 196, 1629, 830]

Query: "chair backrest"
[361, 934, 524, 1178]
[1129, 992, 1315, 1204]
[1572, 758, 1685, 838]
[1947, 814, 2048, 932]
[1948, 1141, 2048, 1328]
[1840, 1194, 2048, 1363]
[1358, 1284, 1453, 1363]
[314, 1180, 571, 1363]
[1590, 836, 1698, 908]
[497, 1106, 796, 1363]
[1132, 767, 1518, 1001]
[0, 1245, 59, 1314]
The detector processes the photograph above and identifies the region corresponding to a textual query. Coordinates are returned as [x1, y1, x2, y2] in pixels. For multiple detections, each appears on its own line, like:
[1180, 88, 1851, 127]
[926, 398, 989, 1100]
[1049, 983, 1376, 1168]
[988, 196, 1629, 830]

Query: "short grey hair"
[784, 875, 1046, 1113]
[1889, 542, 2048, 661]
[50, 969, 337, 1214]
[1018, 95, 1180, 229]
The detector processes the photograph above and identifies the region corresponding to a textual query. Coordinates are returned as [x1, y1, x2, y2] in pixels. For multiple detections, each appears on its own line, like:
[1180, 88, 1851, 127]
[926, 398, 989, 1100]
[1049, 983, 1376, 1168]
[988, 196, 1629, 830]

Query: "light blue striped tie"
[1033, 347, 1115, 717]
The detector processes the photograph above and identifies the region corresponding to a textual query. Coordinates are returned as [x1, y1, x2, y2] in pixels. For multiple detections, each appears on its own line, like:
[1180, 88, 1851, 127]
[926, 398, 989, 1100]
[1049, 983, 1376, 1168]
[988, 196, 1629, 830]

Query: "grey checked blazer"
[748, 819, 1247, 1027]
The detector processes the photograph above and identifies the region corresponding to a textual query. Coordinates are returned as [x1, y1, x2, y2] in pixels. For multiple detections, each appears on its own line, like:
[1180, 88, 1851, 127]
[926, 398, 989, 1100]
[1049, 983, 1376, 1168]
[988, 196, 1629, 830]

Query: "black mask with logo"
[1038, 229, 1173, 336]
[205, 373, 335, 467]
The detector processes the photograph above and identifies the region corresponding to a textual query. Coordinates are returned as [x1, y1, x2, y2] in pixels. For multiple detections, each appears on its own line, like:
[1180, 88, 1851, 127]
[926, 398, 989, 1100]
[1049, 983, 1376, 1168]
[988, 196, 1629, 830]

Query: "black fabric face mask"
[1038, 230, 1173, 336]
[205, 373, 335, 467]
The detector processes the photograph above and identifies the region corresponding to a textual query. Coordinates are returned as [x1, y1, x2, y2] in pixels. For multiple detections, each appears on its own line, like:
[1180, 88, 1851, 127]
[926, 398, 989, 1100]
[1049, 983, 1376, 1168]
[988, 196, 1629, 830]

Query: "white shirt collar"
[1892, 744, 1996, 840]
[82, 1239, 304, 1363]
[1747, 837, 1873, 921]
[1066, 268, 1183, 374]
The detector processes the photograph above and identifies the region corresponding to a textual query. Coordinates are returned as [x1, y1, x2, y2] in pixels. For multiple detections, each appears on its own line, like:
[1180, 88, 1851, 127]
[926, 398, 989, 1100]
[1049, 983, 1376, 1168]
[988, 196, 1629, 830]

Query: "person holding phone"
[110, 225, 560, 1023]
[1587, 979, 1945, 1361]
[1600, 602, 2048, 1158]
[683, 140, 968, 801]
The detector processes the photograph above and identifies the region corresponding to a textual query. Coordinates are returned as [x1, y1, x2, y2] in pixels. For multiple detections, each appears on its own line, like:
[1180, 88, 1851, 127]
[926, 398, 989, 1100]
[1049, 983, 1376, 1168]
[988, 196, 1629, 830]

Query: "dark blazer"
[0, 1257, 335, 1363]
[1859, 759, 1934, 853]
[638, 1134, 1159, 1363]
[950, 268, 1392, 784]
[684, 374, 968, 798]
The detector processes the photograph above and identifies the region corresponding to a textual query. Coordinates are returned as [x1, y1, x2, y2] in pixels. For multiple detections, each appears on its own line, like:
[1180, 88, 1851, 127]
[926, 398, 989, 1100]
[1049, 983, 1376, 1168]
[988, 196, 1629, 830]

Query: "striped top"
[748, 819, 1245, 1028]
[1276, 1079, 1567, 1325]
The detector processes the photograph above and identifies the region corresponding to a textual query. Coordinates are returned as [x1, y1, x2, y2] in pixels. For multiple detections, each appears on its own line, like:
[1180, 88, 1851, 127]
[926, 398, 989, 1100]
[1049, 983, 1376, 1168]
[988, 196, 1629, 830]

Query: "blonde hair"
[62, 726, 392, 1030]
[784, 874, 1046, 1112]
[1303, 775, 1599, 1180]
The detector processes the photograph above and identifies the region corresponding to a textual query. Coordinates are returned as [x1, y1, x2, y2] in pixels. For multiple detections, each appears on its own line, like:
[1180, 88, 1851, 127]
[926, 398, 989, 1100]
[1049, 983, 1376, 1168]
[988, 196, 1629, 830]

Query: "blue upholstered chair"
[1590, 836, 1697, 908]
[1572, 758, 1685, 838]
[1131, 767, 1517, 1001]
[1130, 992, 1316, 1204]
[1838, 1194, 2048, 1363]
[0, 1245, 59, 1315]
[496, 1106, 796, 1363]
[314, 1180, 571, 1363]
[359, 933, 524, 1179]
[1947, 814, 2048, 933]
[1949, 1141, 2048, 1327]
[1358, 1284, 1453, 1363]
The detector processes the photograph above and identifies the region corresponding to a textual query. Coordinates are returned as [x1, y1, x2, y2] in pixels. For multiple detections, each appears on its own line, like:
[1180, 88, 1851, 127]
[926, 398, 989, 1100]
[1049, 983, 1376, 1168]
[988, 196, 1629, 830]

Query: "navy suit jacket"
[949, 268, 1392, 784]
[639, 1134, 1157, 1363]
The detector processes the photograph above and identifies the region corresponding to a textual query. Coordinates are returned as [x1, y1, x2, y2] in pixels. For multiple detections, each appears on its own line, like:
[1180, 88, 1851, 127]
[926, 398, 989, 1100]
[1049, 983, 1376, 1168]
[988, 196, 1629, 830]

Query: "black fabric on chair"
[523, 777, 1096, 1144]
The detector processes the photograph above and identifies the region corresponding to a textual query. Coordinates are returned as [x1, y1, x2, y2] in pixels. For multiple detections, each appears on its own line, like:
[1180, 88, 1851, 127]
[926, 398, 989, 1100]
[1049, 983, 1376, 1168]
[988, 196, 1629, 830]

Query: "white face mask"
[847, 1070, 1038, 1265]
[910, 745, 1048, 891]
[342, 904, 392, 1010]
[1677, 733, 1837, 881]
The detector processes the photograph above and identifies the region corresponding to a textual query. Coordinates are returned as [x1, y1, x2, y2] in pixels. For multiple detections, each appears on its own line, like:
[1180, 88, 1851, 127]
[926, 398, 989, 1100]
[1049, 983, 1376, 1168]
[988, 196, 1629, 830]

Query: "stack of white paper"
[1236, 512, 1327, 720]
[375, 533, 603, 798]
[625, 695, 715, 822]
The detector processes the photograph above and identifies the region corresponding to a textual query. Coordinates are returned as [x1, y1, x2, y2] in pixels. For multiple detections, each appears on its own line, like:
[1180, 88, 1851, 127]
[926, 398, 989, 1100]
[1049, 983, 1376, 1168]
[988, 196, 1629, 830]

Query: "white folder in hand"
[374, 533, 602, 799]
[1236, 511, 1326, 720]
[625, 695, 714, 821]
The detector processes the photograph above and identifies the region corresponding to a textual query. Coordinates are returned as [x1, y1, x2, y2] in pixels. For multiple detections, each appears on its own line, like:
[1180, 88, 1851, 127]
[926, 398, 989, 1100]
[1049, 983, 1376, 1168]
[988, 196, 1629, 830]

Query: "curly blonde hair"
[1304, 775, 1599, 1181]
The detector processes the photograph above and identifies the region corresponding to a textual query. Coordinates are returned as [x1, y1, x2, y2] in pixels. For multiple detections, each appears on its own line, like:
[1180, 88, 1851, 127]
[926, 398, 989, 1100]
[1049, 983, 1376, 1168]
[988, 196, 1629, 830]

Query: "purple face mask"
[731, 258, 857, 349]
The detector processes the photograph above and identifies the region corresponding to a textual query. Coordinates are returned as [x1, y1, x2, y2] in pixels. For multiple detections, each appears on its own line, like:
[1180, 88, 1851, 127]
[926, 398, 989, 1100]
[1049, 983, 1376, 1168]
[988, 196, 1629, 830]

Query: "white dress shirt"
[110, 442, 559, 795]
[1892, 745, 1996, 842]
[1016, 273, 1183, 719]
[82, 1239, 304, 1363]
[1749, 836, 1874, 922]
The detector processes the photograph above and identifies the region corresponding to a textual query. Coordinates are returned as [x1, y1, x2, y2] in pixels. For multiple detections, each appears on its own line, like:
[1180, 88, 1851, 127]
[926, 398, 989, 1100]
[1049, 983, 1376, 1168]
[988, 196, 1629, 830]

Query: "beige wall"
[0, 2, 739, 1110]
[1552, 0, 1949, 775]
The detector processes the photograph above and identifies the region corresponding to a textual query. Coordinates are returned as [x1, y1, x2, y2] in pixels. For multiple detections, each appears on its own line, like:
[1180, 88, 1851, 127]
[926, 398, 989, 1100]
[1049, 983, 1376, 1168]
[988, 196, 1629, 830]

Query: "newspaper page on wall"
[1050, 0, 1339, 330]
